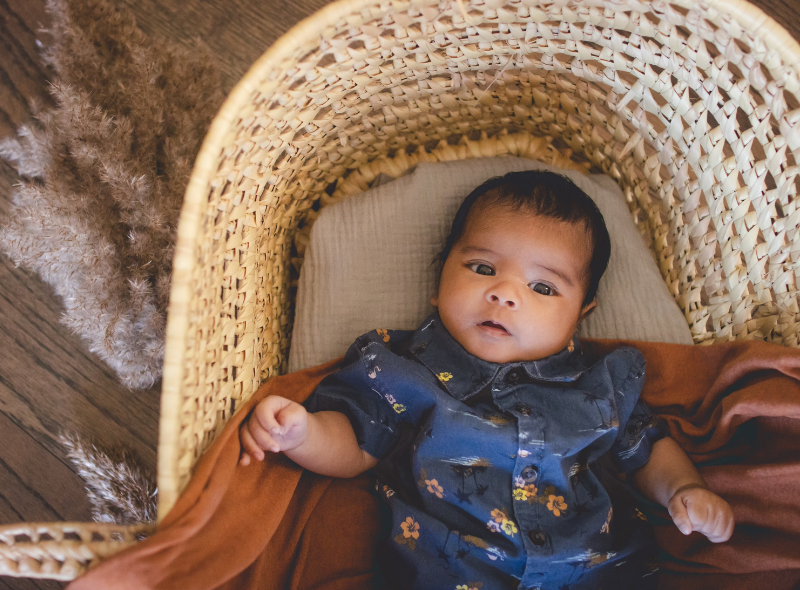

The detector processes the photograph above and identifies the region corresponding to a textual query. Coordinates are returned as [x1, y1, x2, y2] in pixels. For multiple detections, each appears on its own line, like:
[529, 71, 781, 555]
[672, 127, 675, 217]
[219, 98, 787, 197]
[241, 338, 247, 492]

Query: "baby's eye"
[468, 263, 495, 276]
[530, 282, 554, 296]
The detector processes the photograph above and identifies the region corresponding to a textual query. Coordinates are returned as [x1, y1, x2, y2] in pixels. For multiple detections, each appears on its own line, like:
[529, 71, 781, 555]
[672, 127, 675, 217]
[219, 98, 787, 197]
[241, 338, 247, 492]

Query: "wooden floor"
[0, 0, 798, 588]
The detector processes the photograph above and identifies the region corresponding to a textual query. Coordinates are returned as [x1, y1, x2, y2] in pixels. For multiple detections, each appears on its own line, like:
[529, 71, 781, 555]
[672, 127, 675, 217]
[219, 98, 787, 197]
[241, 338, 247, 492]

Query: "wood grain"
[0, 0, 52, 138]
[0, 0, 797, 588]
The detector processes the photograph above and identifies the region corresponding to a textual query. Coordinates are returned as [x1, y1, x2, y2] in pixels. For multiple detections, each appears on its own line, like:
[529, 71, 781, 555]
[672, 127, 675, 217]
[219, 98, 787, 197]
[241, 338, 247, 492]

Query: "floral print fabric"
[305, 312, 666, 589]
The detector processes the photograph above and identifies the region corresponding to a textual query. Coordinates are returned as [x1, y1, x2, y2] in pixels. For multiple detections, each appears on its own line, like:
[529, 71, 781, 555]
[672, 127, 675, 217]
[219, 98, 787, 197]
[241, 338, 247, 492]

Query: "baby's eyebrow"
[459, 245, 496, 256]
[536, 264, 575, 287]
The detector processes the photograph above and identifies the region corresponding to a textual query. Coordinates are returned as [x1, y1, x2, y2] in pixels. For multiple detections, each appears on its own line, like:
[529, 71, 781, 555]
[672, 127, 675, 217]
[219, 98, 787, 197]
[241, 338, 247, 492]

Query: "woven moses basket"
[2, 0, 800, 581]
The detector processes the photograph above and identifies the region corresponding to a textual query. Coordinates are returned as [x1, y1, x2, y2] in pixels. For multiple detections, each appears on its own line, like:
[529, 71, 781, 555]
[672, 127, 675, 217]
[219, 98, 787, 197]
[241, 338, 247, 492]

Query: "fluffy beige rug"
[0, 0, 223, 389]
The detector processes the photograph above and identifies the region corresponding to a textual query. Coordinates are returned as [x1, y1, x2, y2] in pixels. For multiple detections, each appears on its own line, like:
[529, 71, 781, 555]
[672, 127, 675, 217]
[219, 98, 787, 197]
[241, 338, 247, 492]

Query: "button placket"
[511, 407, 552, 584]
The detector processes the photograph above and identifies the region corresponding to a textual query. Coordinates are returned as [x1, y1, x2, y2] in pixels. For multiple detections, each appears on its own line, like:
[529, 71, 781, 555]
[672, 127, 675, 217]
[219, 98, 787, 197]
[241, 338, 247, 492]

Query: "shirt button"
[528, 528, 547, 546]
[515, 404, 532, 416]
[521, 465, 539, 482]
[506, 369, 521, 384]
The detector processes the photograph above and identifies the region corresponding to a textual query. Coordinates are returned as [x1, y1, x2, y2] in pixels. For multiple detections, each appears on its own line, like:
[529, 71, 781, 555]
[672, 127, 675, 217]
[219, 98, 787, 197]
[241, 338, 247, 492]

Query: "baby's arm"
[239, 395, 379, 478]
[631, 436, 734, 543]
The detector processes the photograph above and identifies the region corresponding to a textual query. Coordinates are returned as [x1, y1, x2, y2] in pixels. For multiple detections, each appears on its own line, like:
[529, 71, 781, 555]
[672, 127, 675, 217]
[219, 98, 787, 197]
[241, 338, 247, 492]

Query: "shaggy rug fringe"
[59, 432, 158, 525]
[0, 0, 223, 388]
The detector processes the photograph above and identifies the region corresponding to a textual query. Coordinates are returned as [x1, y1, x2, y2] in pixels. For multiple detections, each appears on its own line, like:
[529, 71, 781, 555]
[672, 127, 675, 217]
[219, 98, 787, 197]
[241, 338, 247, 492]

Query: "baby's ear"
[430, 294, 439, 307]
[580, 299, 597, 320]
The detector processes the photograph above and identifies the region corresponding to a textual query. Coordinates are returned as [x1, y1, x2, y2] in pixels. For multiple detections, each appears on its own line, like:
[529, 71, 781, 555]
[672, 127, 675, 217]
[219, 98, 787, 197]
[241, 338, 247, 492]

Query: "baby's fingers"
[693, 503, 734, 543]
[244, 419, 280, 455]
[254, 396, 289, 436]
[667, 494, 693, 536]
[240, 426, 265, 463]
[276, 402, 307, 432]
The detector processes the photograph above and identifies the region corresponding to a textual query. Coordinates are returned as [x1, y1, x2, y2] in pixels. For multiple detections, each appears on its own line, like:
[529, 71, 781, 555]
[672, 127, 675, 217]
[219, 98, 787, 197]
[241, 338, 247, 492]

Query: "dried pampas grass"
[0, 0, 223, 388]
[59, 432, 157, 525]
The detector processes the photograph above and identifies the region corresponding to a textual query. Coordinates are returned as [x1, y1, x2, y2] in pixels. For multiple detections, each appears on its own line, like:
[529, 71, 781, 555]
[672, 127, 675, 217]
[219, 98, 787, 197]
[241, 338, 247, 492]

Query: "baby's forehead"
[465, 201, 589, 238]
[460, 205, 593, 272]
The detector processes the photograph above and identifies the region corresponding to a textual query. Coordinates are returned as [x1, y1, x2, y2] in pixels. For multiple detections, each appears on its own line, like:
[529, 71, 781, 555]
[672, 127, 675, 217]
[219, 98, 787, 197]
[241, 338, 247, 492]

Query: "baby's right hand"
[239, 396, 309, 466]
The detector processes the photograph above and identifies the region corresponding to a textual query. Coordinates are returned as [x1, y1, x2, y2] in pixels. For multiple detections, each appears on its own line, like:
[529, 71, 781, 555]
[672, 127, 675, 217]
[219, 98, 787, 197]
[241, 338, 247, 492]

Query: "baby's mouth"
[480, 320, 509, 334]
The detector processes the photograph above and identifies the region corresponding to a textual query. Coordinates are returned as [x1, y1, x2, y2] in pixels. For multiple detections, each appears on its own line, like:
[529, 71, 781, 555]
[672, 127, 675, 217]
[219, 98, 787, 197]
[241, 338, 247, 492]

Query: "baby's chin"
[460, 340, 540, 365]
[459, 336, 568, 364]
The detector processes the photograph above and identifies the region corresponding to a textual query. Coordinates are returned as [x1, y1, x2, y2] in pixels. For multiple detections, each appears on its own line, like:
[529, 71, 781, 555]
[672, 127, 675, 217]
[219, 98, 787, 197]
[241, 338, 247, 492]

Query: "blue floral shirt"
[305, 312, 667, 590]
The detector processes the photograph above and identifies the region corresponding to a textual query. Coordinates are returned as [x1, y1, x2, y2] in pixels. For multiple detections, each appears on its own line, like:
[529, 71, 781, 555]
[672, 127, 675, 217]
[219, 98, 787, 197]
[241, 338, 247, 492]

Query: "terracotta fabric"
[67, 340, 800, 590]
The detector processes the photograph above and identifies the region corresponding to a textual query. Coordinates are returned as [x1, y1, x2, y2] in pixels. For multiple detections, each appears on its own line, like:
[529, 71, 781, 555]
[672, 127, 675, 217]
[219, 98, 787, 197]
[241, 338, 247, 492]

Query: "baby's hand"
[668, 484, 734, 543]
[239, 396, 309, 466]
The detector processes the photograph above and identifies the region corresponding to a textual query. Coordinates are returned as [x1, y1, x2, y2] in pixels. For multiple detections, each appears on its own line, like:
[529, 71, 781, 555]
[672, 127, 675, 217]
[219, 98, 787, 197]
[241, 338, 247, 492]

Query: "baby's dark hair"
[438, 170, 612, 306]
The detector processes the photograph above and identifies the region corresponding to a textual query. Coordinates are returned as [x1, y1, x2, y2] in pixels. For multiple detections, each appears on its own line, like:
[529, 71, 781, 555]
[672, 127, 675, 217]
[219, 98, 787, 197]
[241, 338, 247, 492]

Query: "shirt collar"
[407, 311, 588, 401]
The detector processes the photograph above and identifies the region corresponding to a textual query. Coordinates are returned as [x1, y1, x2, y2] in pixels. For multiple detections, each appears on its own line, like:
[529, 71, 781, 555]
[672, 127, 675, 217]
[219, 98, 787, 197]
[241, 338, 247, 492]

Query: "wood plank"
[112, 0, 330, 91]
[0, 411, 91, 523]
[0, 0, 52, 138]
[0, 252, 160, 466]
[0, 576, 62, 590]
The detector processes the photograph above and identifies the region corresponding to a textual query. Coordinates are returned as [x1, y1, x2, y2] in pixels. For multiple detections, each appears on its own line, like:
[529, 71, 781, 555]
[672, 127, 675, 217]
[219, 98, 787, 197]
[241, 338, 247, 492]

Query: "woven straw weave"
[2, 0, 799, 580]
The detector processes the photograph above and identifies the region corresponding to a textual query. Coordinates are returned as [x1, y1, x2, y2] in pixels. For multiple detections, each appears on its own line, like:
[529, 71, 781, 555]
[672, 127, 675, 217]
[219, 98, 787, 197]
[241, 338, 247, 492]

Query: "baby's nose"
[487, 284, 518, 308]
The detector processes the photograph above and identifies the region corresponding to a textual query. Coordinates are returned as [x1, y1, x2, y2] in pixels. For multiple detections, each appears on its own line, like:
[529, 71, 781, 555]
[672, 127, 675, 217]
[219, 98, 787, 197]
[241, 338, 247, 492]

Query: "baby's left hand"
[668, 484, 734, 543]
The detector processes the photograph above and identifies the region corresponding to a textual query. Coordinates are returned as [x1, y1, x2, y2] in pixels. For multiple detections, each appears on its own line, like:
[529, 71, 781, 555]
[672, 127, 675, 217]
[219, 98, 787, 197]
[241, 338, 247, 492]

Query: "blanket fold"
[67, 340, 800, 590]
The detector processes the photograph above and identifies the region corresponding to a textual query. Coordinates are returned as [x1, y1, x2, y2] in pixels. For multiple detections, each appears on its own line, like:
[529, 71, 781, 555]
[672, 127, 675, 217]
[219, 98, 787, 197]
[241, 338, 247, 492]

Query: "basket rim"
[158, 0, 800, 520]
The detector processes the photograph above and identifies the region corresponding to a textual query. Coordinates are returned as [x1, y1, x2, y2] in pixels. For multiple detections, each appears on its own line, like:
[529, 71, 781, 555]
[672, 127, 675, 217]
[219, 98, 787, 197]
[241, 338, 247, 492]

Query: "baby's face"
[432, 206, 596, 364]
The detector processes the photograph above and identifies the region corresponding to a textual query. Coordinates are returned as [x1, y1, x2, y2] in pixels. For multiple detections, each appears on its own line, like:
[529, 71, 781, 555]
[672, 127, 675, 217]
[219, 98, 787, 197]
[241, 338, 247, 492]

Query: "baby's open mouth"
[480, 320, 509, 334]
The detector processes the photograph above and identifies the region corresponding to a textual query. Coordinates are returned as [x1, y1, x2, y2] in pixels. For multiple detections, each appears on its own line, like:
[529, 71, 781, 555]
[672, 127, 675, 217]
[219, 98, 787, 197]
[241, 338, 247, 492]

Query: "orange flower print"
[490, 509, 507, 523]
[394, 516, 420, 550]
[401, 516, 420, 539]
[567, 339, 575, 353]
[437, 372, 453, 383]
[425, 479, 444, 498]
[376, 329, 390, 342]
[601, 507, 612, 534]
[547, 495, 567, 517]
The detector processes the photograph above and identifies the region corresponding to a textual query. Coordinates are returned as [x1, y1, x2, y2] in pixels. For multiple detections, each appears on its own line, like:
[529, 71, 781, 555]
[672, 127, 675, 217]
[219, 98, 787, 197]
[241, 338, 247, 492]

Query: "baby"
[240, 171, 734, 589]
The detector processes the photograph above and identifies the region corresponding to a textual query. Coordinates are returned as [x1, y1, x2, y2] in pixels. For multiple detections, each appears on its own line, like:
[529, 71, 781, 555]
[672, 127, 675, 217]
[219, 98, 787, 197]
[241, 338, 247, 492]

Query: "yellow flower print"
[547, 495, 567, 517]
[425, 479, 444, 498]
[500, 520, 518, 537]
[487, 508, 517, 538]
[401, 516, 420, 539]
[393, 403, 406, 414]
[512, 488, 529, 501]
[634, 508, 648, 522]
[437, 372, 453, 383]
[376, 329, 390, 342]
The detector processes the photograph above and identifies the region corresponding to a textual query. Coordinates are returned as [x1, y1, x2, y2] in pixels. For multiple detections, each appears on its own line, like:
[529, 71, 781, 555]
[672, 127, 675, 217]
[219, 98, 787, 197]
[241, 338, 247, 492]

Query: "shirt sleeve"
[303, 329, 434, 460]
[608, 348, 669, 473]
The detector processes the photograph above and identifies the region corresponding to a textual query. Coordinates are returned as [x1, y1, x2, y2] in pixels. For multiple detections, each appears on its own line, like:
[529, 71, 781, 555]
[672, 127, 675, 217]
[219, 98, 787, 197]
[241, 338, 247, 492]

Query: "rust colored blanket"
[67, 340, 800, 590]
